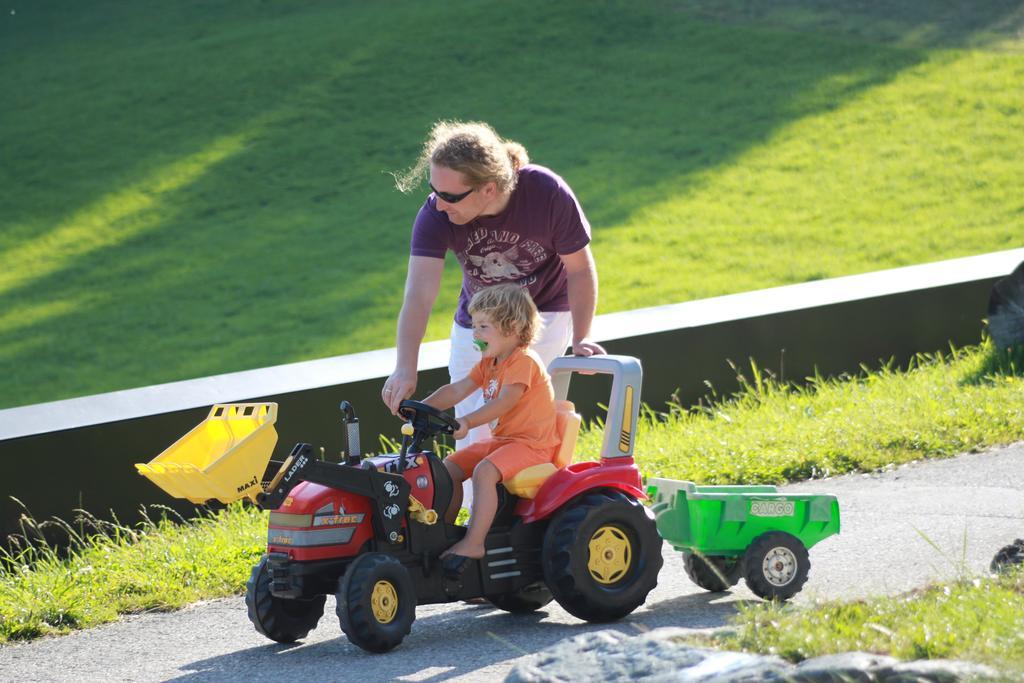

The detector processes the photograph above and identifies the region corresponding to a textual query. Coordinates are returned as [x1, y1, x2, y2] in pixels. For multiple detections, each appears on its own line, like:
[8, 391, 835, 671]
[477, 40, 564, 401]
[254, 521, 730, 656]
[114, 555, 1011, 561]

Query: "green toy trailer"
[646, 478, 840, 600]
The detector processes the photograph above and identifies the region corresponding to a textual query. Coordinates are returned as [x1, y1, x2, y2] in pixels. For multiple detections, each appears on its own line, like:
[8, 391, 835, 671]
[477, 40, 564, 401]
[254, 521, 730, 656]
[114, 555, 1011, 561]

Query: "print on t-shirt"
[483, 378, 499, 402]
[468, 246, 526, 280]
[457, 228, 548, 289]
[482, 377, 500, 429]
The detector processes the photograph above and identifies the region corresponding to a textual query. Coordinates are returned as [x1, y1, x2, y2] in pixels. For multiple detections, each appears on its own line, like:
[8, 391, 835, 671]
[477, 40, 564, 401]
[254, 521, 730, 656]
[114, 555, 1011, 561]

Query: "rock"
[794, 651, 900, 681]
[506, 628, 708, 682]
[674, 649, 791, 681]
[876, 658, 1002, 682]
[505, 627, 790, 682]
[988, 260, 1024, 349]
[990, 538, 1024, 573]
[505, 628, 1007, 683]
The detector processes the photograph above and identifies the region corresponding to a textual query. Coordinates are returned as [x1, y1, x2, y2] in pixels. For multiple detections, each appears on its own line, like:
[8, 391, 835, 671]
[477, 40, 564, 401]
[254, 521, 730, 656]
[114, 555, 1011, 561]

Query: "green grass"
[1, 1, 1022, 408]
[0, 504, 265, 641]
[2, 340, 1022, 645]
[669, 0, 1024, 53]
[713, 567, 1024, 675]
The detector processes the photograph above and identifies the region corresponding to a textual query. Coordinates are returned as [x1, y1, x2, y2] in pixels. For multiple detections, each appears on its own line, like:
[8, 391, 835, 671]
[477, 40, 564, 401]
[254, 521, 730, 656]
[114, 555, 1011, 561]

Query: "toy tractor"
[137, 355, 663, 653]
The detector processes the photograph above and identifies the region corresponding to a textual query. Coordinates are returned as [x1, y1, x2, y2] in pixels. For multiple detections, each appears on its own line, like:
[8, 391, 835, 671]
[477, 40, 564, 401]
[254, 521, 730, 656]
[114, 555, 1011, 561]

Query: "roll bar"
[548, 355, 642, 459]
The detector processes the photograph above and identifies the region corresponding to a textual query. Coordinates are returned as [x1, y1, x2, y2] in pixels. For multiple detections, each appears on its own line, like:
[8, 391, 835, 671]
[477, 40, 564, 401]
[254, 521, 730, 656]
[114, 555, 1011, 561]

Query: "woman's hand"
[382, 367, 417, 415]
[572, 337, 606, 357]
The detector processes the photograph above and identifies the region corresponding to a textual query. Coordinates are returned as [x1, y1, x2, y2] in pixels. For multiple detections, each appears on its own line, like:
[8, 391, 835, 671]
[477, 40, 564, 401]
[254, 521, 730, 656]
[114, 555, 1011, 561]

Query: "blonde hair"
[394, 120, 529, 194]
[468, 284, 539, 347]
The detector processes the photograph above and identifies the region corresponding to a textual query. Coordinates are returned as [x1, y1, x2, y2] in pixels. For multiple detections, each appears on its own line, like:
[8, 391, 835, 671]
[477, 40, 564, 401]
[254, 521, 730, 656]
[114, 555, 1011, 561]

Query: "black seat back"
[423, 451, 454, 514]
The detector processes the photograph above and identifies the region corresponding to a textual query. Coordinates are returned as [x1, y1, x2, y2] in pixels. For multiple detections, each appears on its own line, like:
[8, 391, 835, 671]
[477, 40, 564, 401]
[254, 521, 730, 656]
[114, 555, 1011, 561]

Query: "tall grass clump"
[576, 340, 1024, 484]
[0, 503, 266, 643]
[715, 565, 1024, 675]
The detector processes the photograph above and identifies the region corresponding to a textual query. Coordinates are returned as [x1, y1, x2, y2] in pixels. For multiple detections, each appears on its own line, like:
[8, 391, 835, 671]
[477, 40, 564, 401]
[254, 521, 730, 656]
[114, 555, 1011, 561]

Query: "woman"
[383, 120, 604, 471]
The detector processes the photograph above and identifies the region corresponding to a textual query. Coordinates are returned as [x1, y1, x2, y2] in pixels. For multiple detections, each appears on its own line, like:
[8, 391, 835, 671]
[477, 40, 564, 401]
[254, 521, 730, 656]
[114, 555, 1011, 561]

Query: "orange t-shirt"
[468, 347, 560, 449]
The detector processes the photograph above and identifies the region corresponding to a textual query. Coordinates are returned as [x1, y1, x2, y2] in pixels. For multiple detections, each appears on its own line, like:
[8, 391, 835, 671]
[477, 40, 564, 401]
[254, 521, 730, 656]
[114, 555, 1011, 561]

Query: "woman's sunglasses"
[430, 184, 475, 204]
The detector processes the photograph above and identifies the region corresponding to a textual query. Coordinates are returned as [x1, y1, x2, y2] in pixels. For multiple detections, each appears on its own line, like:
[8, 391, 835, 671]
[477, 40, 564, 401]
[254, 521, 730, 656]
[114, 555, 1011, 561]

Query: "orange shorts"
[446, 438, 558, 482]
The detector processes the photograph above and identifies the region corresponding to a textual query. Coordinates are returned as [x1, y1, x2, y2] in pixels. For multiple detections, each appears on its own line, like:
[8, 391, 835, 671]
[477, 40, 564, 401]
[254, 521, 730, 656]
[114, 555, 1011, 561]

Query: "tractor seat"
[503, 400, 581, 499]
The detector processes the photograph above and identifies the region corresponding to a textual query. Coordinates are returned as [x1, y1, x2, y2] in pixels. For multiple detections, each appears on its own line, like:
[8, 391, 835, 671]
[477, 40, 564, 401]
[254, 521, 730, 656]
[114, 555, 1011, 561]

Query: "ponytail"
[394, 121, 529, 194]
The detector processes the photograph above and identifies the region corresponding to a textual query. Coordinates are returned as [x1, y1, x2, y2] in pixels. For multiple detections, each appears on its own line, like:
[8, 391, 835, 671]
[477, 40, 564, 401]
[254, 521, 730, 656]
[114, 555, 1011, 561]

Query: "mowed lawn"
[1, 0, 1021, 408]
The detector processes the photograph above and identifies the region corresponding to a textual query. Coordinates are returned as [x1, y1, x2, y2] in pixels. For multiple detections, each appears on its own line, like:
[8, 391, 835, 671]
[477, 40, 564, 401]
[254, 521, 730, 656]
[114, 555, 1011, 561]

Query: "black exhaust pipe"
[340, 401, 361, 466]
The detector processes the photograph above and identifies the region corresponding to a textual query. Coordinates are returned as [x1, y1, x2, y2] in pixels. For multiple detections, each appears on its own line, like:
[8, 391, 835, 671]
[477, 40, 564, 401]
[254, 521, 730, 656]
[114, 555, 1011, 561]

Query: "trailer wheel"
[245, 556, 326, 643]
[743, 532, 809, 601]
[487, 582, 554, 613]
[682, 553, 742, 592]
[542, 491, 663, 622]
[991, 539, 1024, 573]
[336, 553, 415, 653]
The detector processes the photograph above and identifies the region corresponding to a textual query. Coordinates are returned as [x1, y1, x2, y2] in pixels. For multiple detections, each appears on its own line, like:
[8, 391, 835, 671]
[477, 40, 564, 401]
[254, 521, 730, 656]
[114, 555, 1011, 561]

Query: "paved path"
[2, 444, 1022, 682]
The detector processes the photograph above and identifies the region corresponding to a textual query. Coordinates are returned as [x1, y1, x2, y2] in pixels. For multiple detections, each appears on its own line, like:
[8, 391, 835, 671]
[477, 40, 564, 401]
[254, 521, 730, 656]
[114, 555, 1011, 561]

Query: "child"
[420, 284, 561, 574]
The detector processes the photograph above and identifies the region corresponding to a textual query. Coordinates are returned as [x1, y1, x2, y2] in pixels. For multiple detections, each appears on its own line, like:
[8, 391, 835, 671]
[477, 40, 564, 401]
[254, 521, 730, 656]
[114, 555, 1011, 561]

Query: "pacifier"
[473, 339, 488, 352]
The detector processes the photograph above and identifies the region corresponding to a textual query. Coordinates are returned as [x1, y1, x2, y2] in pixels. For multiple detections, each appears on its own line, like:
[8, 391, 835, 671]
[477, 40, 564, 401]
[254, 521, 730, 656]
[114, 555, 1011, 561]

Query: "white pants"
[449, 311, 573, 508]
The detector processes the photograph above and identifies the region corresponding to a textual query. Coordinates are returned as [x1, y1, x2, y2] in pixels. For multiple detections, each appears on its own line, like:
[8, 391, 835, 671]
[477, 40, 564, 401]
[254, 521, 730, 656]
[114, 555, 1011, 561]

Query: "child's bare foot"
[441, 539, 485, 560]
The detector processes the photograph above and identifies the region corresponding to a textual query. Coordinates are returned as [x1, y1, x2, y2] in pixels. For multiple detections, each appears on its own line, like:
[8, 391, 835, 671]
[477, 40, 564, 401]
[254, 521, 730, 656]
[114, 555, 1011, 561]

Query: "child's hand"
[452, 419, 469, 440]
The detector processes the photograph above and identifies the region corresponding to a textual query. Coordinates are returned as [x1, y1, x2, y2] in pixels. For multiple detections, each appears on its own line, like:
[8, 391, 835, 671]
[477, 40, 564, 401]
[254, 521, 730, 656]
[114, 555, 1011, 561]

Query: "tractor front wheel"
[336, 553, 416, 653]
[682, 553, 742, 592]
[245, 556, 326, 643]
[743, 532, 810, 601]
[542, 491, 663, 622]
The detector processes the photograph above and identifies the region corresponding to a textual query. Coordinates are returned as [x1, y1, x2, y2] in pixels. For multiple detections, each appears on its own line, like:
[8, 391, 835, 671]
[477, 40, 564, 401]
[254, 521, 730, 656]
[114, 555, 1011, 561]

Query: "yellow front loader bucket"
[136, 403, 278, 504]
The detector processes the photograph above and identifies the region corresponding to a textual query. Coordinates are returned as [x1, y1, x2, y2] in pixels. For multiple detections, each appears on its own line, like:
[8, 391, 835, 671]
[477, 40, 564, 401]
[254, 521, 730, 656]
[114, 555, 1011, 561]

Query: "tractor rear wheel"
[336, 553, 416, 653]
[542, 491, 663, 622]
[743, 532, 809, 601]
[488, 582, 554, 613]
[682, 553, 742, 592]
[245, 556, 326, 643]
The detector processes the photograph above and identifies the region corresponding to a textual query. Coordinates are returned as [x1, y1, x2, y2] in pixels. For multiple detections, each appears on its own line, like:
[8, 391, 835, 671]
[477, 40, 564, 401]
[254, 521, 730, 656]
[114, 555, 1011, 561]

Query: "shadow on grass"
[2, 0, 1022, 407]
[959, 340, 1024, 386]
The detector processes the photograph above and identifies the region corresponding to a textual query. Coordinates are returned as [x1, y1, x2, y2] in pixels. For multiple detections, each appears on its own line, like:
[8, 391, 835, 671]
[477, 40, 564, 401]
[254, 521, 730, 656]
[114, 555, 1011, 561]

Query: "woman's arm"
[560, 245, 606, 356]
[383, 255, 445, 413]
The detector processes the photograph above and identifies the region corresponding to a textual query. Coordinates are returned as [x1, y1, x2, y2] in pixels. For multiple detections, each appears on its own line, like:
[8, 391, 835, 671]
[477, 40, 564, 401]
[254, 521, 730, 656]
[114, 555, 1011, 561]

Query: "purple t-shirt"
[410, 164, 591, 328]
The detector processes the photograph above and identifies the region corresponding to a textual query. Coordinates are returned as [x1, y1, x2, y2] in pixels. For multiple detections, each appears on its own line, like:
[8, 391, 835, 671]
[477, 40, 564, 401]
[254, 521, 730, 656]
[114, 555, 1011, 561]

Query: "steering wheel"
[397, 399, 460, 437]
